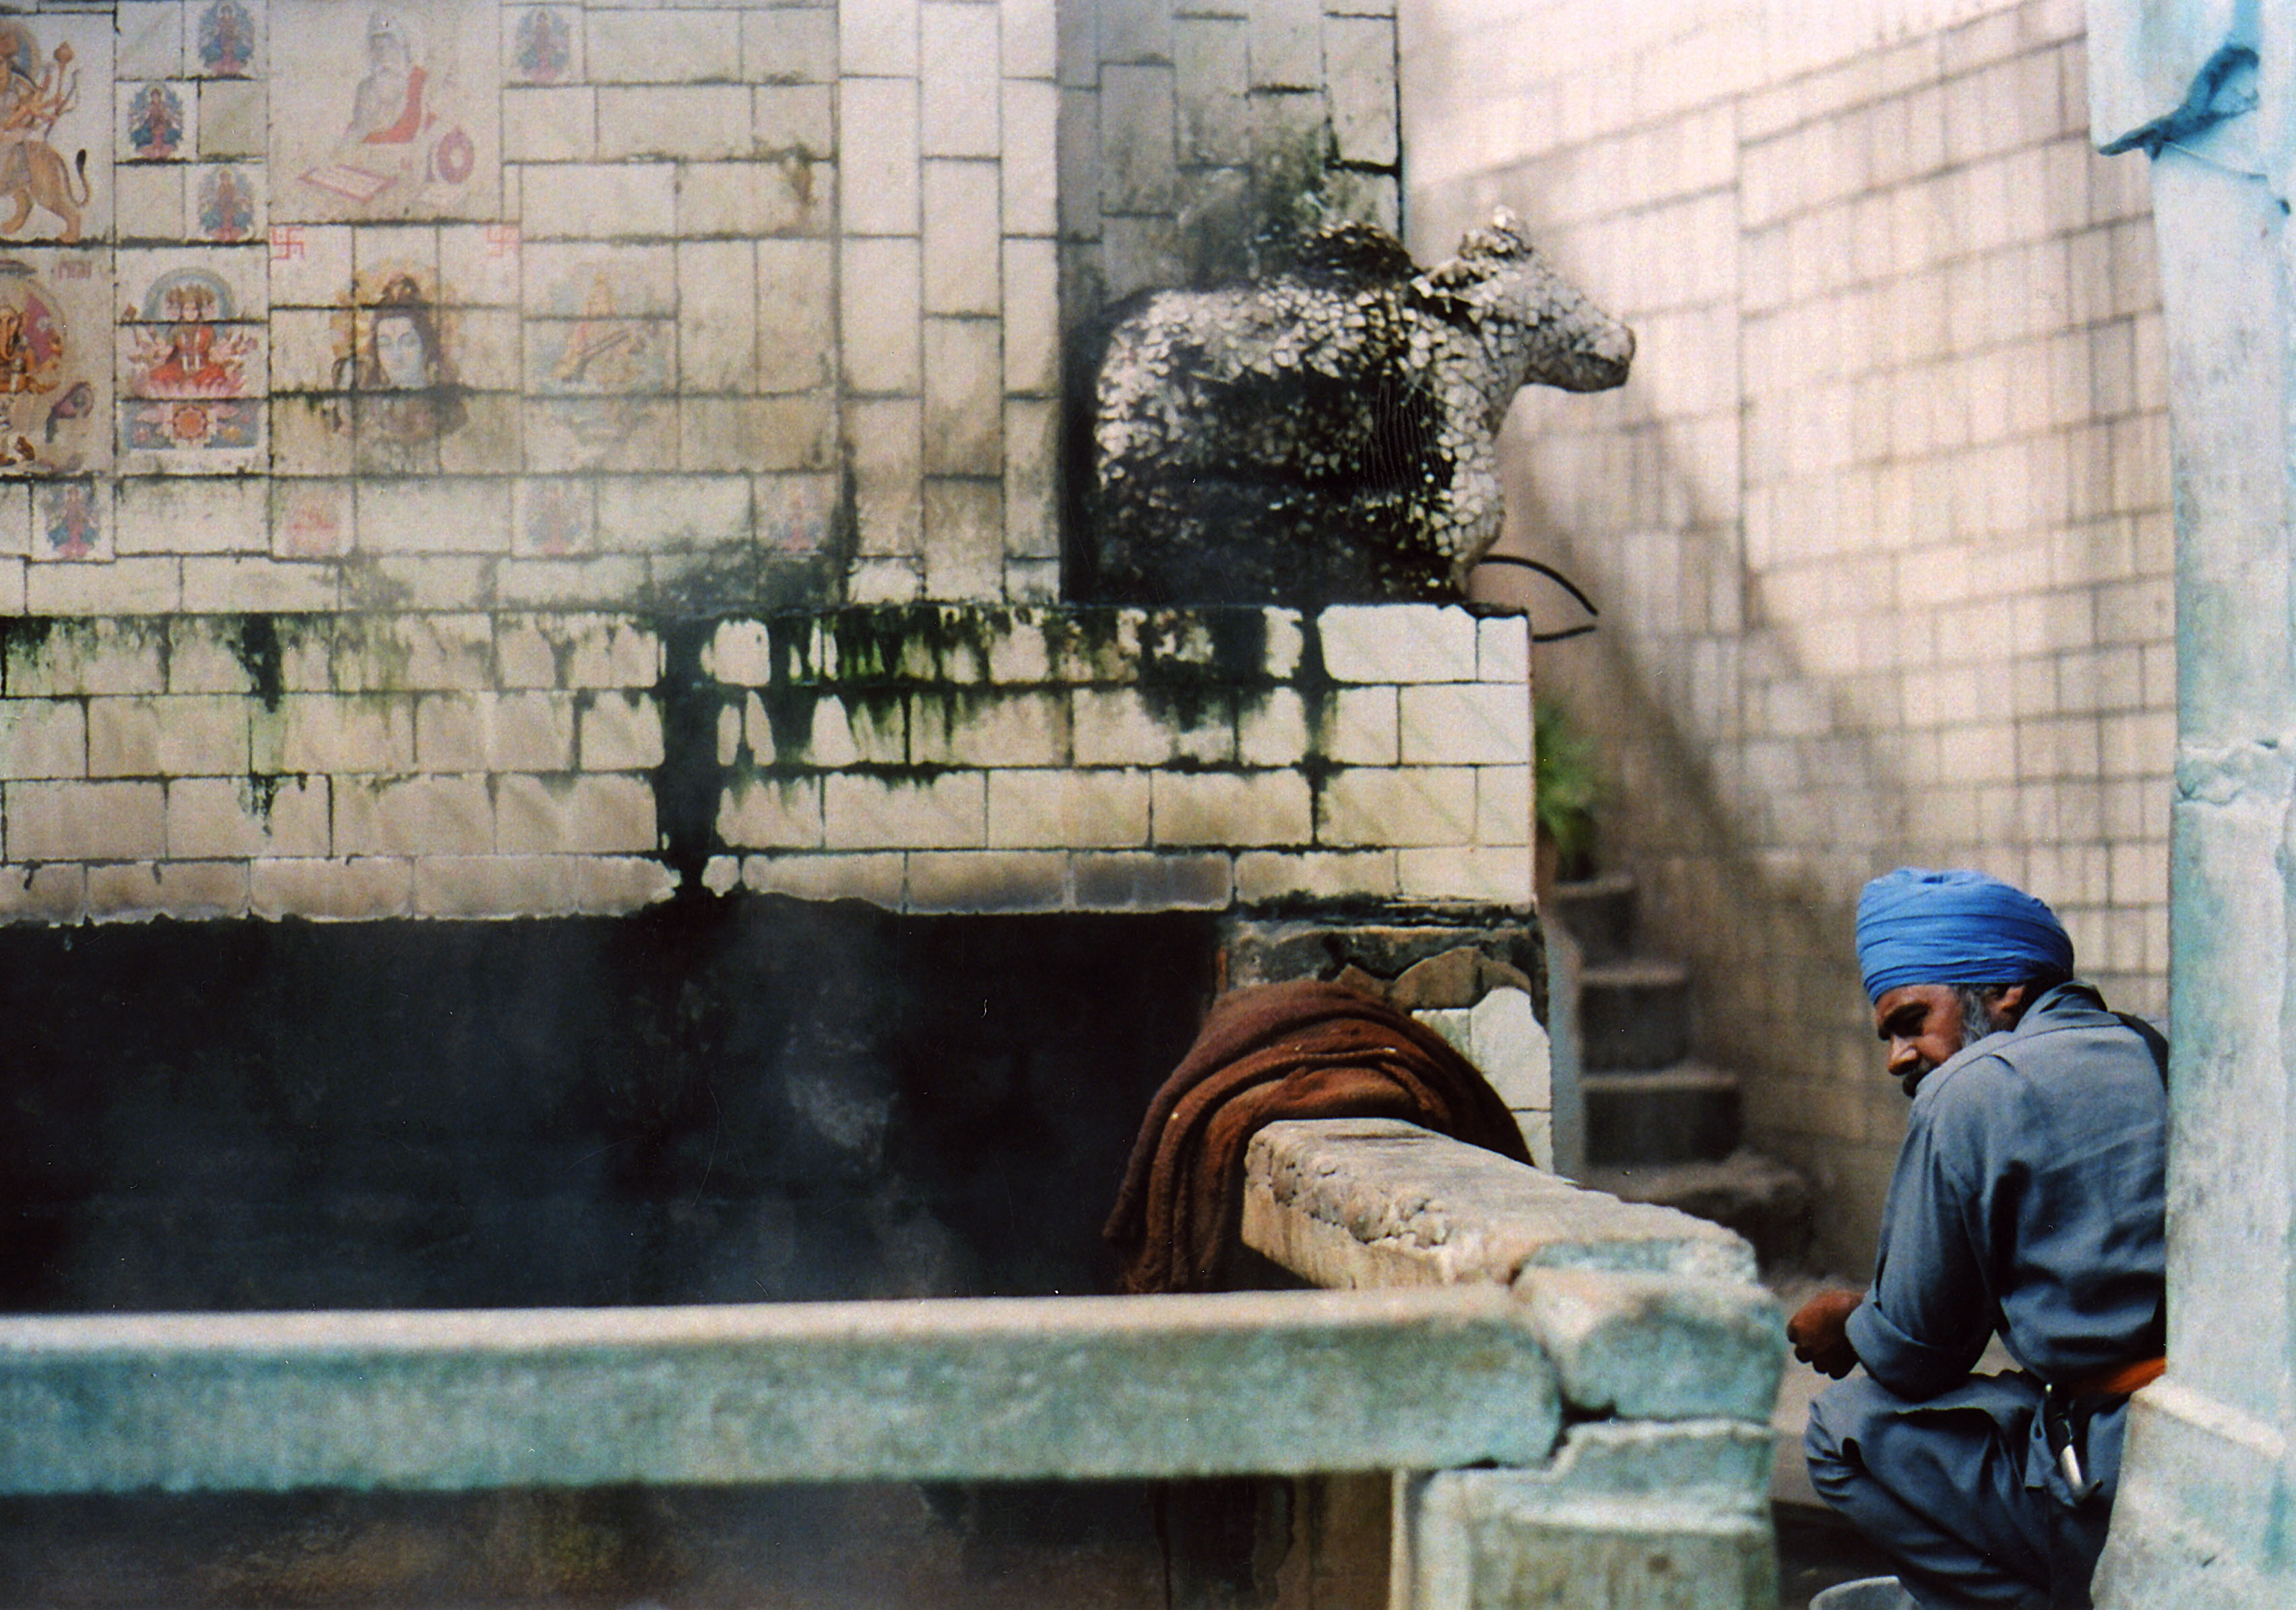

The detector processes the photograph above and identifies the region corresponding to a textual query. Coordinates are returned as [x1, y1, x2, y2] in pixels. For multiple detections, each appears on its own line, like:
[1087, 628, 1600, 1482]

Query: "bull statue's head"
[1417, 207, 1635, 409]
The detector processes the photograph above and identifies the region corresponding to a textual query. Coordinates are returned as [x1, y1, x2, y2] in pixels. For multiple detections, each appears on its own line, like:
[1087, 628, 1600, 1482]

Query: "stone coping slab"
[0, 1287, 1562, 1495]
[1242, 1117, 1759, 1288]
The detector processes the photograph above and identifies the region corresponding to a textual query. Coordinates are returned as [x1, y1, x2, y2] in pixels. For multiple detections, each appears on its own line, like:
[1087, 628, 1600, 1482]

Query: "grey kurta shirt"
[1844, 981, 2167, 1399]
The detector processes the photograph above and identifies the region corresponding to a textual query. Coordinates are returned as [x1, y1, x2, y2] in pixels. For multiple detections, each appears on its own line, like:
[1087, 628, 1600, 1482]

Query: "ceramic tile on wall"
[118, 3, 189, 82]
[119, 81, 197, 165]
[265, 222, 351, 307]
[0, 251, 113, 476]
[0, 14, 117, 247]
[505, 5, 583, 87]
[190, 164, 263, 244]
[440, 222, 521, 307]
[269, 0, 500, 224]
[191, 0, 264, 80]
[30, 479, 114, 562]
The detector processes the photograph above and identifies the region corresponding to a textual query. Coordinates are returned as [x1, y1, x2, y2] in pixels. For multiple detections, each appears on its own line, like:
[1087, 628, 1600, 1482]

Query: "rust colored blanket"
[1104, 977, 1533, 1294]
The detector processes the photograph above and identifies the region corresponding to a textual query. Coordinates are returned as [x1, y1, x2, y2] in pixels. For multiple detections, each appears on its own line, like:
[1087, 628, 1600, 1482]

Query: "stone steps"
[1550, 872, 1812, 1272]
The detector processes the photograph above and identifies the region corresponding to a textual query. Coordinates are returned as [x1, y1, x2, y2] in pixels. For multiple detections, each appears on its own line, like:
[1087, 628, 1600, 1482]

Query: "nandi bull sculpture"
[1081, 210, 1633, 606]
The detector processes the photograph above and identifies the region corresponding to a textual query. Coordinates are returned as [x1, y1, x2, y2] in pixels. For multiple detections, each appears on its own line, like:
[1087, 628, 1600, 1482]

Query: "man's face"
[1873, 984, 1965, 1095]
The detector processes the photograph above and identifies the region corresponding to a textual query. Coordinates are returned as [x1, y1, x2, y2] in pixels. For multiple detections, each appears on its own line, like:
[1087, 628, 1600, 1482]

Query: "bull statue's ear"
[1457, 208, 1536, 262]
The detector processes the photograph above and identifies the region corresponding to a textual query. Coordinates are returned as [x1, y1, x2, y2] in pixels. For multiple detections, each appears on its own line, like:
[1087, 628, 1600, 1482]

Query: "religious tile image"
[194, 0, 263, 80]
[513, 475, 593, 558]
[270, 1, 499, 224]
[525, 314, 673, 397]
[120, 80, 195, 164]
[32, 477, 110, 561]
[117, 245, 267, 329]
[0, 15, 116, 247]
[521, 243, 675, 319]
[505, 5, 580, 88]
[193, 164, 262, 243]
[115, 254, 267, 472]
[0, 251, 111, 476]
[757, 472, 837, 556]
[269, 475, 352, 558]
[326, 271, 470, 475]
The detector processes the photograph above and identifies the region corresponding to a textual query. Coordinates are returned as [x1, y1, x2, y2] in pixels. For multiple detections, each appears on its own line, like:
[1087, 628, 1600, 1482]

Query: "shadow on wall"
[1473, 390, 1915, 1272]
[0, 900, 1219, 1314]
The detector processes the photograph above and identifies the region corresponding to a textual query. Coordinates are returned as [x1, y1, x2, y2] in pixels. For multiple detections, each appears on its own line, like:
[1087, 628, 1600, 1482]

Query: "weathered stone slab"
[1401, 1424, 1777, 1609]
[1517, 1267, 1783, 1422]
[1241, 1118, 1756, 1289]
[0, 1287, 1562, 1495]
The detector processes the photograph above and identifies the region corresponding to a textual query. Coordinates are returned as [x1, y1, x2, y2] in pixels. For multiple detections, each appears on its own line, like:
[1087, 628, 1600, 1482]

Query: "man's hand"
[1788, 1287, 1863, 1379]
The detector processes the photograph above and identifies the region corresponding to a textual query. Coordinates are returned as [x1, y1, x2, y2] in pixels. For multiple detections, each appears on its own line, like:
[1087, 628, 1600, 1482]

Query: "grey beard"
[1897, 986, 2011, 1098]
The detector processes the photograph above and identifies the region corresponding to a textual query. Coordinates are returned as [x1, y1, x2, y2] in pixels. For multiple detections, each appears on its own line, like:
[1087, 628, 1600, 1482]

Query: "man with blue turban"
[1788, 869, 2166, 1610]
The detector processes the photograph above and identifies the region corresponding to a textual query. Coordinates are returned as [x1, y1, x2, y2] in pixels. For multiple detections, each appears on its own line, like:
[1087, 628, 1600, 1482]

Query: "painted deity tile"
[194, 0, 263, 80]
[505, 6, 581, 87]
[119, 81, 194, 164]
[31, 478, 111, 560]
[524, 316, 673, 397]
[117, 245, 267, 327]
[439, 222, 519, 307]
[270, 476, 353, 558]
[118, 320, 266, 400]
[266, 222, 351, 308]
[513, 476, 595, 558]
[270, 1, 501, 224]
[117, 396, 266, 474]
[520, 243, 675, 319]
[118, 4, 188, 82]
[756, 473, 837, 556]
[0, 250, 111, 476]
[192, 164, 263, 243]
[0, 15, 116, 247]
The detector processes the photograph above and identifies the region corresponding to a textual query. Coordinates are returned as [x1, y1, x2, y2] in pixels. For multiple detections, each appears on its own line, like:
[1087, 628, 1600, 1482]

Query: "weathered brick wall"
[1403, 0, 2171, 1268]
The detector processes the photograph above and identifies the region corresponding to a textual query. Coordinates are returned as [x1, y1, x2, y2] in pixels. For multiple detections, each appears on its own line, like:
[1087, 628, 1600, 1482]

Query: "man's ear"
[1991, 981, 2039, 1029]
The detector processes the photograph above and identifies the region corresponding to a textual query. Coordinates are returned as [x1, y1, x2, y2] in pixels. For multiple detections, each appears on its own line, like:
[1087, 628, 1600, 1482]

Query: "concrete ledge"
[1519, 1268, 1783, 1423]
[0, 1287, 1562, 1495]
[1241, 1118, 1756, 1288]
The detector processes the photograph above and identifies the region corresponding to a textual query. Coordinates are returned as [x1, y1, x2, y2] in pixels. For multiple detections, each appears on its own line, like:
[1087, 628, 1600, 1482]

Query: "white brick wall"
[1405, 0, 2171, 1269]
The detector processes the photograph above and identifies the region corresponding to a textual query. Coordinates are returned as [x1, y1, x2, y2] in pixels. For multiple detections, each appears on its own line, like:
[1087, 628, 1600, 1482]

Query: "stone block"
[89, 695, 248, 777]
[757, 238, 836, 391]
[257, 695, 415, 775]
[907, 849, 1066, 911]
[680, 395, 834, 474]
[0, 701, 86, 780]
[354, 480, 513, 555]
[495, 774, 658, 856]
[922, 477, 1004, 600]
[1004, 237, 1060, 396]
[1318, 605, 1479, 684]
[5, 621, 168, 698]
[1099, 65, 1177, 213]
[850, 558, 924, 602]
[1002, 0, 1056, 78]
[503, 87, 596, 162]
[519, 162, 678, 239]
[1002, 80, 1060, 236]
[924, 161, 1002, 316]
[1238, 690, 1309, 767]
[1401, 683, 1531, 765]
[1517, 1267, 1784, 1423]
[198, 79, 264, 160]
[599, 85, 753, 161]
[1325, 15, 1398, 167]
[705, 619, 773, 686]
[596, 474, 753, 549]
[914, 688, 1067, 767]
[743, 850, 905, 907]
[841, 237, 922, 393]
[5, 780, 166, 862]
[676, 157, 834, 238]
[1469, 986, 1552, 1109]
[249, 856, 413, 920]
[923, 321, 1003, 474]
[1319, 767, 1477, 847]
[571, 856, 678, 914]
[0, 863, 85, 923]
[840, 77, 921, 234]
[1175, 18, 1251, 165]
[168, 775, 330, 860]
[755, 83, 835, 154]
[1234, 849, 1399, 903]
[335, 773, 495, 858]
[677, 240, 760, 391]
[1317, 686, 1398, 765]
[583, 8, 742, 82]
[414, 855, 579, 919]
[719, 775, 824, 849]
[1073, 851, 1234, 910]
[1004, 400, 1060, 563]
[178, 558, 340, 615]
[1242, 1119, 1756, 1289]
[1399, 845, 1533, 906]
[988, 768, 1149, 847]
[579, 691, 666, 771]
[88, 861, 250, 924]
[1477, 766, 1532, 847]
[28, 561, 181, 618]
[823, 771, 986, 849]
[745, 9, 837, 84]
[752, 690, 907, 769]
[920, 4, 1000, 156]
[115, 479, 268, 555]
[1074, 687, 1233, 766]
[841, 0, 920, 76]
[1155, 771, 1312, 847]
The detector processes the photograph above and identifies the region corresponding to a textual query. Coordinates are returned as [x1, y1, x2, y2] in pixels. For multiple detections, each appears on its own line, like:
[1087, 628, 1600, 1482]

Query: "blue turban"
[1855, 868, 2074, 1003]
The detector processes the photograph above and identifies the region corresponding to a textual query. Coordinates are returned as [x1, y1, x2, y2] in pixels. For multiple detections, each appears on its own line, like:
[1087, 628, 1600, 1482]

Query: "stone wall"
[1401, 0, 2173, 1268]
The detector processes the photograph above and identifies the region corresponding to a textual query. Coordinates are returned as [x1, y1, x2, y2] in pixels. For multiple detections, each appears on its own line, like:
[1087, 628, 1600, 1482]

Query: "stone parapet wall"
[0, 602, 1533, 922]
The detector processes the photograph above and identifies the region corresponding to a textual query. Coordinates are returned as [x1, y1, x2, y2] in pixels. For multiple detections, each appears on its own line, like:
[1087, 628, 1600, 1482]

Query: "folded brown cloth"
[1104, 977, 1533, 1294]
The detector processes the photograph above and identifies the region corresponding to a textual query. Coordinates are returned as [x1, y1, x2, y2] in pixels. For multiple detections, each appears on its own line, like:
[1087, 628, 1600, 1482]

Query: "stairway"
[1549, 871, 1814, 1271]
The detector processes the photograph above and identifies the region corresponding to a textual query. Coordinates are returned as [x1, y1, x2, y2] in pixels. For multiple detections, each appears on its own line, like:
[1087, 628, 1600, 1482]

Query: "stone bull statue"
[1081, 210, 1633, 605]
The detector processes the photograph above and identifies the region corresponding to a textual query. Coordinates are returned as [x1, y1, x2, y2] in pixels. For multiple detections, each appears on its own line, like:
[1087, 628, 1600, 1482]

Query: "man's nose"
[1886, 1037, 1921, 1076]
